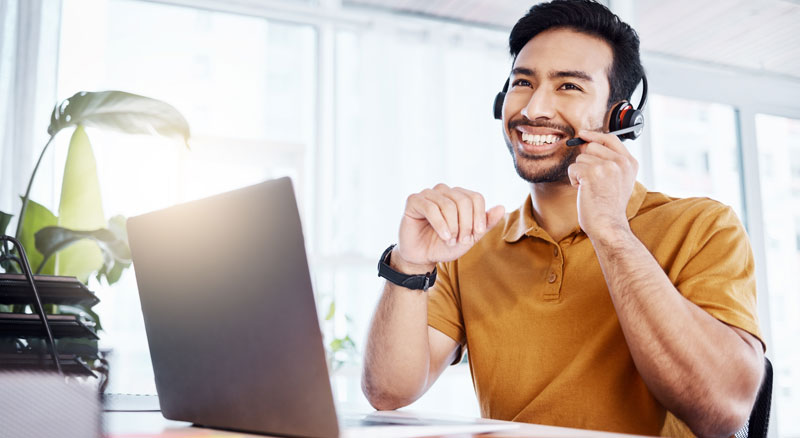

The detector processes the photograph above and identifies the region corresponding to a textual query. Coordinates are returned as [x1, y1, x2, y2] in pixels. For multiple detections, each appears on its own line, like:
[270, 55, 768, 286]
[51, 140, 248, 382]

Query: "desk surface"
[104, 411, 654, 438]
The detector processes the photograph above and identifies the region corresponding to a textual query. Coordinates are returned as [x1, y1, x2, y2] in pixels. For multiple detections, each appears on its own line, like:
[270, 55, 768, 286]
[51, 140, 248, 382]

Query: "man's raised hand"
[393, 183, 505, 272]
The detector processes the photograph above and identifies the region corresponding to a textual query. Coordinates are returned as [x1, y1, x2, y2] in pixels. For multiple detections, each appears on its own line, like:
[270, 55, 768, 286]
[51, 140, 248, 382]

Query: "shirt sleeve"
[427, 259, 467, 364]
[673, 204, 765, 351]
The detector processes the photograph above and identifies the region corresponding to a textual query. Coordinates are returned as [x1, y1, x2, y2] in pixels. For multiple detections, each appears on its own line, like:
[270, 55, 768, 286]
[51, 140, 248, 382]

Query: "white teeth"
[521, 132, 562, 146]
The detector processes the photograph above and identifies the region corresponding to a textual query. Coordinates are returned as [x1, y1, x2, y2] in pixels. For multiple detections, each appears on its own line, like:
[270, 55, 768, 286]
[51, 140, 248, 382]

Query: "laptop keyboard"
[102, 393, 161, 412]
[340, 413, 477, 428]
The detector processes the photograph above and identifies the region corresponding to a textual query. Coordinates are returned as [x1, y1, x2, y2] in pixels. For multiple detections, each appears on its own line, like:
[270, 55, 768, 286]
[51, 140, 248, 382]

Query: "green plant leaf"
[0, 210, 14, 272]
[325, 301, 336, 321]
[0, 211, 12, 235]
[34, 225, 131, 271]
[55, 126, 106, 283]
[49, 91, 190, 148]
[106, 215, 129, 249]
[95, 215, 131, 285]
[57, 304, 103, 332]
[96, 260, 130, 285]
[16, 199, 57, 275]
[329, 335, 356, 353]
[35, 217, 133, 284]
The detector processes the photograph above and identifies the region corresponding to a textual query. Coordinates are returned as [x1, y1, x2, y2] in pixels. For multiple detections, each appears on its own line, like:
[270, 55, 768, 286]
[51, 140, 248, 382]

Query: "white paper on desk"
[340, 410, 519, 438]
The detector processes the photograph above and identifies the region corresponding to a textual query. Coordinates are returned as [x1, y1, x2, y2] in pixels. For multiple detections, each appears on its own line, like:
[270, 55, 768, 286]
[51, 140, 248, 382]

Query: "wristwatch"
[377, 244, 437, 291]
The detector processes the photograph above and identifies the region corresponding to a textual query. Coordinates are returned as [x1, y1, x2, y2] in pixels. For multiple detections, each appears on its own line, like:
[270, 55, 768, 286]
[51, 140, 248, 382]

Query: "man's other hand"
[567, 130, 638, 242]
[394, 184, 505, 272]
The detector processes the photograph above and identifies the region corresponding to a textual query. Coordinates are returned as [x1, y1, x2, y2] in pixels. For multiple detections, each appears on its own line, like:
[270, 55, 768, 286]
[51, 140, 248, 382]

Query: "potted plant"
[0, 90, 190, 377]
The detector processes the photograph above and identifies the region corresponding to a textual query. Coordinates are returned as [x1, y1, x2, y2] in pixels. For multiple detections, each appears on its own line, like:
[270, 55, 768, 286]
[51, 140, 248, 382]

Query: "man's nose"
[521, 89, 555, 120]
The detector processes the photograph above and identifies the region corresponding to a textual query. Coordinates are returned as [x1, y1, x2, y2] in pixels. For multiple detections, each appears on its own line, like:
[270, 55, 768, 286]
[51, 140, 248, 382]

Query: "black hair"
[509, 0, 644, 106]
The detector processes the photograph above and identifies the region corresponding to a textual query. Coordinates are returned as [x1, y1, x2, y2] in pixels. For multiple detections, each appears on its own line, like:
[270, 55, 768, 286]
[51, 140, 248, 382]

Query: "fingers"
[579, 141, 619, 161]
[434, 185, 473, 244]
[572, 128, 640, 186]
[407, 184, 500, 245]
[575, 130, 631, 157]
[486, 205, 506, 230]
[575, 131, 638, 170]
[420, 189, 458, 244]
[569, 153, 622, 187]
[568, 161, 587, 187]
[575, 152, 607, 166]
[588, 141, 637, 173]
[573, 136, 639, 183]
[453, 187, 486, 236]
[406, 192, 454, 243]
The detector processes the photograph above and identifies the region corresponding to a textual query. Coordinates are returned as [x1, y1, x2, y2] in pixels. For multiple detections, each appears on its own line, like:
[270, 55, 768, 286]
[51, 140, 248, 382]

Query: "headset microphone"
[565, 122, 643, 146]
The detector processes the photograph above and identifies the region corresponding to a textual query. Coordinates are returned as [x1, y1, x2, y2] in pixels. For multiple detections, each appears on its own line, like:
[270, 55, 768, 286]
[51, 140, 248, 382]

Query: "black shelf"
[1, 234, 102, 376]
[0, 313, 99, 339]
[0, 352, 95, 376]
[0, 273, 99, 306]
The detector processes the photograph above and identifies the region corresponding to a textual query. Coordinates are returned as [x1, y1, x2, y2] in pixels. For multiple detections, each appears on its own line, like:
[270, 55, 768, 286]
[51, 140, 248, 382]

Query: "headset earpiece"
[608, 101, 630, 131]
[620, 108, 644, 140]
[493, 78, 510, 120]
[604, 74, 648, 141]
[493, 92, 505, 120]
[607, 101, 644, 141]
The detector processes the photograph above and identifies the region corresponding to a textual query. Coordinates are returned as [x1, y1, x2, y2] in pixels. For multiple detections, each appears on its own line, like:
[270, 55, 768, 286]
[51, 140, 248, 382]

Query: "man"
[361, 1, 765, 436]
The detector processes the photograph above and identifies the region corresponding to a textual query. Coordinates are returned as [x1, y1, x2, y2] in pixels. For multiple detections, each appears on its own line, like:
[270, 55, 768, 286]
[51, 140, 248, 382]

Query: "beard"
[504, 119, 580, 184]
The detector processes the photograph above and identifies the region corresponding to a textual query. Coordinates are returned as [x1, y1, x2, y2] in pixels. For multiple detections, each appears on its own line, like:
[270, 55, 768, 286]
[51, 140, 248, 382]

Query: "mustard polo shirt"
[426, 182, 763, 436]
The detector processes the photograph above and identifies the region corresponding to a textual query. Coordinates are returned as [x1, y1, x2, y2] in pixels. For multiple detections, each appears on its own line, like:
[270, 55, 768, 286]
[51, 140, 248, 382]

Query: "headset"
[493, 73, 648, 146]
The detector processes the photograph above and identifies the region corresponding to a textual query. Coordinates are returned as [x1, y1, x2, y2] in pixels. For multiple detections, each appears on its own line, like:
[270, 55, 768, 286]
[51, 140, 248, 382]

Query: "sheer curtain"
[0, 0, 62, 227]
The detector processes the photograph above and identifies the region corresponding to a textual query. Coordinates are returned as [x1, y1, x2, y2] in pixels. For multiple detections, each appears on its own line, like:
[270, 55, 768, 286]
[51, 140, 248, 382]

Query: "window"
[756, 114, 800, 438]
[57, 2, 511, 413]
[319, 26, 520, 412]
[51, 2, 798, 431]
[648, 95, 745, 220]
[57, 0, 315, 393]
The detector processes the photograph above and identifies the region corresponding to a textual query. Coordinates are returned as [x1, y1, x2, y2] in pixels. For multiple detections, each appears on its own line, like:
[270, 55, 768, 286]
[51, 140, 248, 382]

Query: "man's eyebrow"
[511, 67, 535, 77]
[549, 70, 593, 82]
[510, 68, 593, 83]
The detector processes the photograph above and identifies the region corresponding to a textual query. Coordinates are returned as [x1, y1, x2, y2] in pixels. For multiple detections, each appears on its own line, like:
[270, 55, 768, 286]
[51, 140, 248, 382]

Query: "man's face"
[502, 28, 613, 184]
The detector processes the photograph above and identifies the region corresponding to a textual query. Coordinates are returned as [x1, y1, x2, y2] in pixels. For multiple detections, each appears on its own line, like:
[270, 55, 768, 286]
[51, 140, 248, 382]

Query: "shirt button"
[548, 272, 557, 283]
[553, 247, 559, 257]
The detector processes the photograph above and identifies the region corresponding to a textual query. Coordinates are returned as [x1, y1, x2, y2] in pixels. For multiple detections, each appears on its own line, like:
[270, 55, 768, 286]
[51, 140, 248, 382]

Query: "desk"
[104, 411, 654, 438]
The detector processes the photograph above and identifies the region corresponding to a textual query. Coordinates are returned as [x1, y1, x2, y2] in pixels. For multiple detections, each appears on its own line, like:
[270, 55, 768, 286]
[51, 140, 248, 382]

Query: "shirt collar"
[502, 181, 648, 243]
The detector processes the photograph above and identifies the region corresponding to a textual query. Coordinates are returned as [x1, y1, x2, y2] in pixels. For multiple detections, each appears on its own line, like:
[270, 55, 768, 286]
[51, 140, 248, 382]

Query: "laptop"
[127, 177, 517, 438]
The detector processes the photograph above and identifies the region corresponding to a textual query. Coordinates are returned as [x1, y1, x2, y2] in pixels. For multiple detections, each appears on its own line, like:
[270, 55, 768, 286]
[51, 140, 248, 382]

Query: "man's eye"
[512, 79, 531, 87]
[559, 83, 582, 91]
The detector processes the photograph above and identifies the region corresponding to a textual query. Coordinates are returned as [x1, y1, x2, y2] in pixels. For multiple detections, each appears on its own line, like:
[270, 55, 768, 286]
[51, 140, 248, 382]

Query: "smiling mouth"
[520, 133, 564, 146]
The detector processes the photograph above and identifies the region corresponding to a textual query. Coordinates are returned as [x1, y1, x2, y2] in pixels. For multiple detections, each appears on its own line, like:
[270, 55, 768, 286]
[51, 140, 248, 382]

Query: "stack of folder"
[0, 274, 100, 376]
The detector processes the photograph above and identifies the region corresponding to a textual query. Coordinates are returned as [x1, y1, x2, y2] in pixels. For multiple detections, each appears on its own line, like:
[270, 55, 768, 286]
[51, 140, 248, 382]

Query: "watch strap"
[377, 244, 437, 291]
